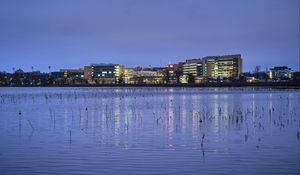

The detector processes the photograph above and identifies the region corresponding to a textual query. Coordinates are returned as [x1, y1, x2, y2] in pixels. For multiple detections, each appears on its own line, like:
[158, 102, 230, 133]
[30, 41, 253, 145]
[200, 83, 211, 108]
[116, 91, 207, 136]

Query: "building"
[0, 72, 9, 85]
[182, 59, 204, 77]
[124, 68, 135, 84]
[84, 64, 124, 84]
[83, 66, 92, 79]
[268, 66, 292, 80]
[181, 54, 242, 83]
[182, 59, 204, 83]
[202, 54, 242, 79]
[60, 69, 84, 78]
[124, 67, 164, 84]
[291, 72, 300, 81]
[166, 63, 183, 84]
[243, 71, 269, 83]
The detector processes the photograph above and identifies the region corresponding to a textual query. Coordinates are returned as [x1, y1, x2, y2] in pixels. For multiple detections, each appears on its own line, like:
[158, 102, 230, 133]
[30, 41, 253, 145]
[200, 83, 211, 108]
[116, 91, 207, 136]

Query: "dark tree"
[187, 73, 195, 84]
[163, 70, 170, 84]
[175, 69, 183, 84]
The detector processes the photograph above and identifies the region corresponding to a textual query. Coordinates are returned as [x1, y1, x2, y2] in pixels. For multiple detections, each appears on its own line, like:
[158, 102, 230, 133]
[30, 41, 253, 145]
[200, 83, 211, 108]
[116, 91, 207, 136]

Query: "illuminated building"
[166, 63, 183, 84]
[84, 64, 124, 84]
[268, 66, 292, 80]
[180, 75, 188, 84]
[182, 59, 204, 83]
[60, 69, 84, 78]
[181, 54, 242, 82]
[124, 68, 135, 84]
[83, 66, 92, 79]
[124, 67, 164, 84]
[182, 59, 204, 77]
[202, 54, 242, 79]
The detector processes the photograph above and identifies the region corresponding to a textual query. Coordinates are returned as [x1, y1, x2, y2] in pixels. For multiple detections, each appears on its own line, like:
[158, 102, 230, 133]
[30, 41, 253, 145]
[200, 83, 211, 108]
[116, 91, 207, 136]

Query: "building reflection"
[181, 92, 187, 136]
[124, 94, 132, 136]
[166, 93, 174, 140]
[191, 94, 200, 141]
[113, 96, 120, 137]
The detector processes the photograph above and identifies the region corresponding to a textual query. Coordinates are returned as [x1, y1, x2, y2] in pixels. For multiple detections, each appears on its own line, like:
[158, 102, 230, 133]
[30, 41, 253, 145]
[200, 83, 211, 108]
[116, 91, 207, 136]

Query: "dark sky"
[0, 0, 299, 72]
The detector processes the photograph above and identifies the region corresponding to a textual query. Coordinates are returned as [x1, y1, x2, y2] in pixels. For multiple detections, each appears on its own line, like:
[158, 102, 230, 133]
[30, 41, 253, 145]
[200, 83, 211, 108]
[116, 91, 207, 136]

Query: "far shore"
[1, 82, 300, 89]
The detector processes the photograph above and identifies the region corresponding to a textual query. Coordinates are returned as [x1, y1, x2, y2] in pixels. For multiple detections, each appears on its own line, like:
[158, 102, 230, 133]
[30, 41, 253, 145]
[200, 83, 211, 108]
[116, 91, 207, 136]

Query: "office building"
[84, 64, 124, 84]
[124, 68, 164, 84]
[182, 59, 204, 77]
[268, 66, 292, 80]
[60, 69, 84, 78]
[182, 54, 242, 83]
[166, 63, 183, 84]
[202, 54, 242, 79]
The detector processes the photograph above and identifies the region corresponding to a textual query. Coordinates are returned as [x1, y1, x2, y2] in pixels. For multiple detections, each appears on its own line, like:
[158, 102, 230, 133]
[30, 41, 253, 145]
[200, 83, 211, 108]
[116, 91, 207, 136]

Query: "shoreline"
[1, 82, 300, 89]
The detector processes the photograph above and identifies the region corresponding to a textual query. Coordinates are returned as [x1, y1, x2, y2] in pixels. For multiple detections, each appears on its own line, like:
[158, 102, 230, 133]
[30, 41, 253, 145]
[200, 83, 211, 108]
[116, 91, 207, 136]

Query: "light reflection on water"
[0, 87, 299, 175]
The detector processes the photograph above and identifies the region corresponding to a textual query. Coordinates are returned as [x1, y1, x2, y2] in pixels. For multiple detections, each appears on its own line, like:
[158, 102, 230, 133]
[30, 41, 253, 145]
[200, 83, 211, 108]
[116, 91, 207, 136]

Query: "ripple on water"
[0, 87, 299, 175]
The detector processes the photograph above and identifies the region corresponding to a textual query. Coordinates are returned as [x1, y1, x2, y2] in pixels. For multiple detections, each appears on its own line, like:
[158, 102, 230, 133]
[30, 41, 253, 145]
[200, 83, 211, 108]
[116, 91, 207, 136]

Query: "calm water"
[0, 87, 299, 175]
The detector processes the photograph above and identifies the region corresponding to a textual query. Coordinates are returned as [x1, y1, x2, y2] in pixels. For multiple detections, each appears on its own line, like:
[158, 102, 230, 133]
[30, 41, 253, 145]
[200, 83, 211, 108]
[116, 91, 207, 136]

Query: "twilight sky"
[0, 0, 299, 72]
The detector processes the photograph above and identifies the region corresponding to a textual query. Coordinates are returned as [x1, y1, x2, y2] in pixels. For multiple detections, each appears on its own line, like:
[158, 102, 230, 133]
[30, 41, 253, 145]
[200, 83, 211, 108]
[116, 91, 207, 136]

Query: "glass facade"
[183, 54, 242, 79]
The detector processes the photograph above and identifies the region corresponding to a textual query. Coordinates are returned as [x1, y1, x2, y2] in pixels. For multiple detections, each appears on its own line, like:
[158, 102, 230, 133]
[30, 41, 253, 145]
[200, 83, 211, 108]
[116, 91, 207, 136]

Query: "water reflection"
[0, 87, 299, 175]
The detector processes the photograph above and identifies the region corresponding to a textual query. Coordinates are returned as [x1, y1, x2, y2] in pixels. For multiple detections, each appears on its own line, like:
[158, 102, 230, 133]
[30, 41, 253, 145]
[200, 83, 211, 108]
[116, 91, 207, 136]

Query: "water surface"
[0, 87, 299, 174]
